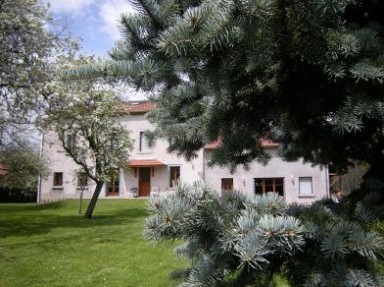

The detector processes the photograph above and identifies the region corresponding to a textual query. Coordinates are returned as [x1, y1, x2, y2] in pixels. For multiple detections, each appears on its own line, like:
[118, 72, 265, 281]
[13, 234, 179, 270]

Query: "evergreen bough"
[144, 183, 384, 286]
[74, 0, 384, 178]
[68, 0, 384, 177]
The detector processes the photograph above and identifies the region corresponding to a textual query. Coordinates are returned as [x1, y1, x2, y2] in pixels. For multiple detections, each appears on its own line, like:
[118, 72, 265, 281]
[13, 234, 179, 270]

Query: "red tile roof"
[117, 101, 156, 115]
[204, 137, 279, 150]
[128, 159, 166, 167]
[204, 138, 221, 150]
[258, 137, 279, 148]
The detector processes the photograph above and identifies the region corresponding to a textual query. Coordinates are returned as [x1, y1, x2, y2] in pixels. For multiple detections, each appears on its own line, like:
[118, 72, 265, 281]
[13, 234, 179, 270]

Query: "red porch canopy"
[128, 159, 166, 167]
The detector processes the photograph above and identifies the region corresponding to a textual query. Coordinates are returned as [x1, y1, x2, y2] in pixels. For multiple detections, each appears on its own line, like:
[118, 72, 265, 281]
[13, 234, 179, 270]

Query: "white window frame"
[299, 177, 313, 197]
[139, 131, 149, 152]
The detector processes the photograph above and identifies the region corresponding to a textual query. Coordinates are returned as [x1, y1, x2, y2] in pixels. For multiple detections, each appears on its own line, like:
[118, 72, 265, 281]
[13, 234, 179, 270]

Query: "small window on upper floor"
[53, 172, 63, 187]
[139, 131, 149, 152]
[65, 134, 76, 153]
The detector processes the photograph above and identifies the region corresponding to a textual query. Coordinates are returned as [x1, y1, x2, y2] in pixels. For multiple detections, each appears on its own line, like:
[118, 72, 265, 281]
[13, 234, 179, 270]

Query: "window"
[139, 131, 149, 152]
[77, 172, 88, 188]
[299, 177, 313, 196]
[65, 134, 76, 152]
[107, 175, 119, 195]
[53, 172, 63, 187]
[221, 178, 233, 192]
[169, 166, 180, 187]
[255, 178, 284, 196]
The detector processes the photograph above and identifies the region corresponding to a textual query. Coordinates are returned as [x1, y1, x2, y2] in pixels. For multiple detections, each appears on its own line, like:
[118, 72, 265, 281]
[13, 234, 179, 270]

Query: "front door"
[139, 167, 151, 197]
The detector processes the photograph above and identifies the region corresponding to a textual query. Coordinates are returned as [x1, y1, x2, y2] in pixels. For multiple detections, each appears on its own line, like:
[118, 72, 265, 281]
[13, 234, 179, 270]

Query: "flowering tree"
[0, 0, 76, 144]
[42, 72, 133, 218]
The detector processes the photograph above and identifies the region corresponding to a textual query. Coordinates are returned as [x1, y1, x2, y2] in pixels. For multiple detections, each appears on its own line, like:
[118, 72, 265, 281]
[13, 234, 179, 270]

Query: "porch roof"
[128, 159, 166, 167]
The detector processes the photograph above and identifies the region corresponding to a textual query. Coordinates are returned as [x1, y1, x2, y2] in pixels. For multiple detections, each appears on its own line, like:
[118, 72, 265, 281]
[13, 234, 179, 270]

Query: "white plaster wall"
[40, 112, 329, 204]
[39, 113, 204, 200]
[40, 131, 105, 201]
[204, 149, 329, 205]
[120, 114, 204, 196]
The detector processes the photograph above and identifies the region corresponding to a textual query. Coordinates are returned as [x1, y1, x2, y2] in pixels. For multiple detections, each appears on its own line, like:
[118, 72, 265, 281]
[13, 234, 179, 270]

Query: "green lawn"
[0, 199, 185, 287]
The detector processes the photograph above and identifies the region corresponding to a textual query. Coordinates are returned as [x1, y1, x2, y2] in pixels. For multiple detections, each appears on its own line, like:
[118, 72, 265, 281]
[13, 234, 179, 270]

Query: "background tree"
[0, 0, 75, 142]
[1, 0, 76, 200]
[0, 141, 49, 202]
[41, 69, 133, 218]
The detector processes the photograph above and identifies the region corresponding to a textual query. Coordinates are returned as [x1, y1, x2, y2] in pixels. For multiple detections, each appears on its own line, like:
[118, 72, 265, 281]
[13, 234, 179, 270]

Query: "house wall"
[40, 132, 99, 201]
[39, 113, 204, 200]
[119, 114, 203, 197]
[39, 111, 329, 204]
[204, 149, 329, 205]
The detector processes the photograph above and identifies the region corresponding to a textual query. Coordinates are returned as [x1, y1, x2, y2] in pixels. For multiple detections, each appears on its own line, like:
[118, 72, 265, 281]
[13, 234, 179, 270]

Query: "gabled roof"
[117, 101, 156, 115]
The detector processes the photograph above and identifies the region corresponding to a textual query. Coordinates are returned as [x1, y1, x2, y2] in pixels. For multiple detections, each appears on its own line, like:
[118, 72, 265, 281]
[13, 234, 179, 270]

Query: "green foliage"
[0, 0, 76, 144]
[42, 57, 133, 184]
[0, 143, 49, 192]
[144, 183, 384, 286]
[40, 57, 134, 217]
[83, 0, 384, 176]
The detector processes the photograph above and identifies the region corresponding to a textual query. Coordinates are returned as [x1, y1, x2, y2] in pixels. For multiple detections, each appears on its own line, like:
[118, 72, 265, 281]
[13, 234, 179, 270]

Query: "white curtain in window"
[140, 131, 149, 151]
[299, 177, 312, 196]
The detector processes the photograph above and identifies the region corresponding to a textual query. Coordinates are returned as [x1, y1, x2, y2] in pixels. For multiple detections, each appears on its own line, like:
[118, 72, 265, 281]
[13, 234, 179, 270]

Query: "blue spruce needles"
[144, 182, 383, 286]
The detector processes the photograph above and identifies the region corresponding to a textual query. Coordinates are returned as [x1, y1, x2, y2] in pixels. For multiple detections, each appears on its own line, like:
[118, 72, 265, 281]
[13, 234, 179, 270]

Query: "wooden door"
[107, 175, 119, 196]
[139, 168, 151, 197]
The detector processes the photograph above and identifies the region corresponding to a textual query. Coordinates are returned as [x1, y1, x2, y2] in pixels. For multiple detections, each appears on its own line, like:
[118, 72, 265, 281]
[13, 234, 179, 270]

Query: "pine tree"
[66, 1, 384, 284]
[144, 183, 384, 286]
[80, 0, 384, 178]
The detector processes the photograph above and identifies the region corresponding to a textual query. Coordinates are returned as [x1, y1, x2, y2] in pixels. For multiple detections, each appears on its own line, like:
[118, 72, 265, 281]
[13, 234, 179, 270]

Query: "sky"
[47, 0, 145, 100]
[48, 0, 136, 56]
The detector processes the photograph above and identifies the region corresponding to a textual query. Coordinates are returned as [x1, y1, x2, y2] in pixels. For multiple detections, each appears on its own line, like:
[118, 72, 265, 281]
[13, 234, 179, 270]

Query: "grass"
[0, 199, 185, 287]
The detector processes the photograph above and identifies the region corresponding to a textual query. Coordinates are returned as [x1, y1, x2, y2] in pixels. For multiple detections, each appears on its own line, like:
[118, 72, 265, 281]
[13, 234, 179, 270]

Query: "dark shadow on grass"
[0, 202, 149, 239]
[0, 200, 67, 211]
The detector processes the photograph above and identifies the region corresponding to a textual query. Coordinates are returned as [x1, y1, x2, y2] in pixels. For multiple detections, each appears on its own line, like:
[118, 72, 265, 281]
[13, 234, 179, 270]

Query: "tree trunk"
[84, 181, 104, 219]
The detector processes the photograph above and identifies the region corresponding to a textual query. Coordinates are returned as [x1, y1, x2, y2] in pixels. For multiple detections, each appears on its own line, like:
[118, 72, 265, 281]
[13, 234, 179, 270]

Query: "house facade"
[39, 101, 330, 204]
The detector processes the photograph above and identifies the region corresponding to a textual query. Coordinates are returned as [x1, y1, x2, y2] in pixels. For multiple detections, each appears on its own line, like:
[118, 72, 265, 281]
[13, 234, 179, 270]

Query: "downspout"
[37, 131, 44, 204]
[325, 164, 330, 199]
[202, 149, 206, 182]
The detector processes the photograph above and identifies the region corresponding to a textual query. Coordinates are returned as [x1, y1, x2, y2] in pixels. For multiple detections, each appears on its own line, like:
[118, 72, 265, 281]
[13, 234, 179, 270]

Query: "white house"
[39, 101, 330, 204]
